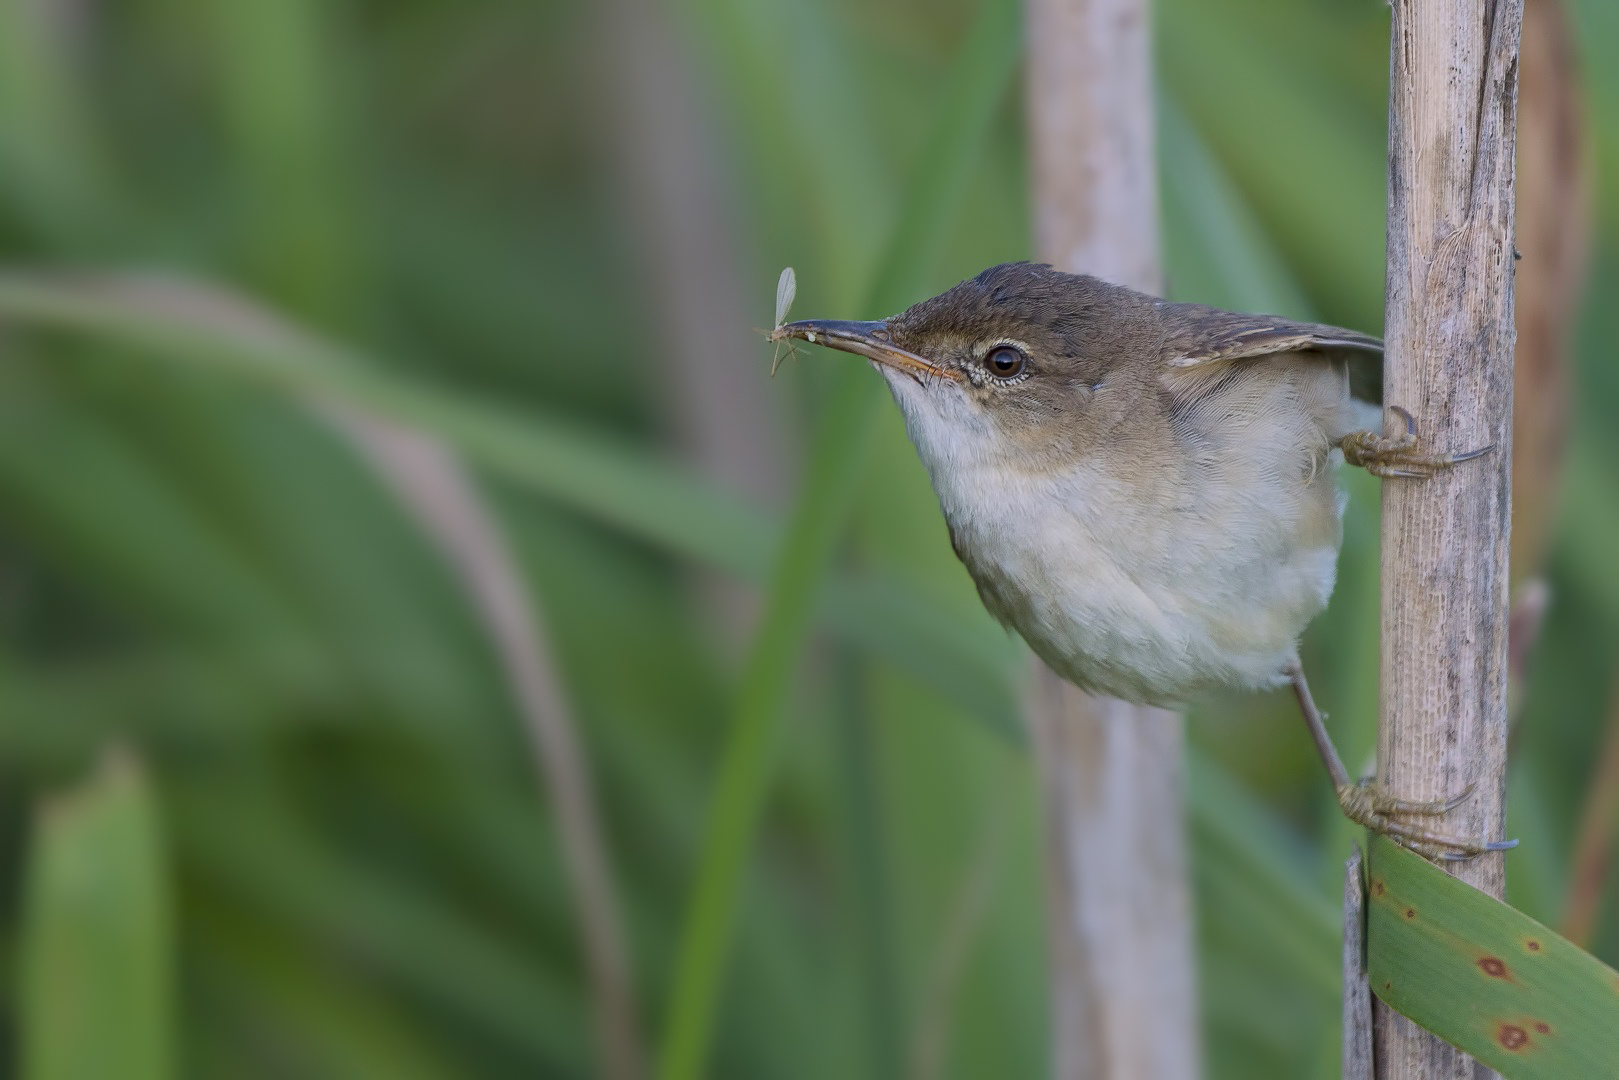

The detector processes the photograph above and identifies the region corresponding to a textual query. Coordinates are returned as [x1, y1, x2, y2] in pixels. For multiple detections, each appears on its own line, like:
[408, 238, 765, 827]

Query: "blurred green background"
[0, 0, 1615, 1077]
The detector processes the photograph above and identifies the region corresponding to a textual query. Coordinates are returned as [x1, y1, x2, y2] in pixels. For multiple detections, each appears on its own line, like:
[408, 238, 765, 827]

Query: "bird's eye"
[984, 345, 1027, 379]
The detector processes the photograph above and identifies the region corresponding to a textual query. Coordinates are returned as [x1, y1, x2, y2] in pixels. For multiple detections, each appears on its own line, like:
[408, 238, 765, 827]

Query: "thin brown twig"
[594, 0, 791, 656]
[1562, 671, 1619, 947]
[1509, 0, 1589, 588]
[331, 409, 646, 1080]
[1505, 578, 1549, 751]
[61, 270, 652, 1077]
[1510, 0, 1593, 945]
[1503, 0, 1588, 761]
[595, 0, 789, 504]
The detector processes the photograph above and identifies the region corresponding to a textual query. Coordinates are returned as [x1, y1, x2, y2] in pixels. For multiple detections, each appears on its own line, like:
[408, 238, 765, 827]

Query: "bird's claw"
[1342, 405, 1491, 479]
[1337, 780, 1517, 861]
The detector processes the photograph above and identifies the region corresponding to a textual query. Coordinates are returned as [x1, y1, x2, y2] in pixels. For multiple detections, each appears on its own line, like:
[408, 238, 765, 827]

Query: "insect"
[770, 266, 799, 375]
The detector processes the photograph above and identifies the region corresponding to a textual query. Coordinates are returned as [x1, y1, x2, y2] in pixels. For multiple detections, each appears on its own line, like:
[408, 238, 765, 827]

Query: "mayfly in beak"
[770, 266, 798, 375]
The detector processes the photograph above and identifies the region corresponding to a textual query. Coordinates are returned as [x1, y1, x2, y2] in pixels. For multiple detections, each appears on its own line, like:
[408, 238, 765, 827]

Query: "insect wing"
[774, 266, 797, 328]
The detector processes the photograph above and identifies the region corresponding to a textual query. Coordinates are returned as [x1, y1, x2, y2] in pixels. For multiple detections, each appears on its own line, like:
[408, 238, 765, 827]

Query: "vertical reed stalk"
[1374, 1, 1523, 1075]
[1026, 2, 1199, 1076]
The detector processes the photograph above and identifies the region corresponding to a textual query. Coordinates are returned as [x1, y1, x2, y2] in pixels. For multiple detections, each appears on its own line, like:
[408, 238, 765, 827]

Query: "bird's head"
[773, 262, 1164, 475]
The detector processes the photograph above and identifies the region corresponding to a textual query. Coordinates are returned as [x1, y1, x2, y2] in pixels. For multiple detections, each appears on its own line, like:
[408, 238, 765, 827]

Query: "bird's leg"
[1286, 663, 1516, 861]
[1340, 405, 1492, 479]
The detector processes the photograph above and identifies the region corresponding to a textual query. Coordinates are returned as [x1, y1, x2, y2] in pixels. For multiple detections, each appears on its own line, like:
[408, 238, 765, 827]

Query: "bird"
[771, 260, 1512, 859]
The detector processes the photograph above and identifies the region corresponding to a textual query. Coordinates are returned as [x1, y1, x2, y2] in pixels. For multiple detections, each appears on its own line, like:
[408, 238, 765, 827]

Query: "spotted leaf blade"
[1367, 833, 1619, 1078]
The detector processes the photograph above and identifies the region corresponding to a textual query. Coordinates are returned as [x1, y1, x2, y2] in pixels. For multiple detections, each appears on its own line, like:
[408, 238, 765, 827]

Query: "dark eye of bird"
[984, 345, 1027, 379]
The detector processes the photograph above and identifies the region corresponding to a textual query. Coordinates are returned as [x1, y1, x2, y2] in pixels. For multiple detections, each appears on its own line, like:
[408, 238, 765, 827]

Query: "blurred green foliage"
[0, 0, 1615, 1078]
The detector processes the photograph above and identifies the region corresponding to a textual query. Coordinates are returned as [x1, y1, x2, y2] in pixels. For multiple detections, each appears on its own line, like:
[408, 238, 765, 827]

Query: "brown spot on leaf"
[1526, 939, 1541, 952]
[1535, 1022, 1551, 1035]
[1499, 1024, 1529, 1051]
[1373, 878, 1386, 897]
[1479, 956, 1509, 978]
[1404, 908, 1417, 920]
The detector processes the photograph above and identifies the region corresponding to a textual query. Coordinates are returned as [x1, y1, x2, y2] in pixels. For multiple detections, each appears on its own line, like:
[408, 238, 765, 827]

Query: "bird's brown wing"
[1158, 301, 1384, 404]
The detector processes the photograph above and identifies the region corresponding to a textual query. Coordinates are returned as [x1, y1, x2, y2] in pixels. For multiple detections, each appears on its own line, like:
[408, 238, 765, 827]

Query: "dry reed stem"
[1374, 0, 1523, 1075]
[1344, 847, 1373, 1080]
[1025, 2, 1198, 1076]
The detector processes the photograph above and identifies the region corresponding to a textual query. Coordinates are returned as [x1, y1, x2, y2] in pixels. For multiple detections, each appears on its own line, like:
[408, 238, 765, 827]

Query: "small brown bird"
[773, 261, 1512, 859]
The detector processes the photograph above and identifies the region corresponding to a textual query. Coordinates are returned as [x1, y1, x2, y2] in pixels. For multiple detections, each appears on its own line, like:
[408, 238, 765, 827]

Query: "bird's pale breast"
[924, 357, 1360, 705]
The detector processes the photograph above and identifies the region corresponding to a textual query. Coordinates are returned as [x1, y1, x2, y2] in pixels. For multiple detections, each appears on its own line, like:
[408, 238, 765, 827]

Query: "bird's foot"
[1341, 405, 1491, 479]
[1337, 780, 1518, 861]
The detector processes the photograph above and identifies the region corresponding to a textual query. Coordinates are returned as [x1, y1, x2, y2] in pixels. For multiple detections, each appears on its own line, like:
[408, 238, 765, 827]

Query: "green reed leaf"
[20, 748, 175, 1080]
[1367, 833, 1619, 1079]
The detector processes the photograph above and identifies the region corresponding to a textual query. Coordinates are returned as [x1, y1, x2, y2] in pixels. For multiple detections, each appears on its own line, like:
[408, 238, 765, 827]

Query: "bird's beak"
[771, 319, 959, 382]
